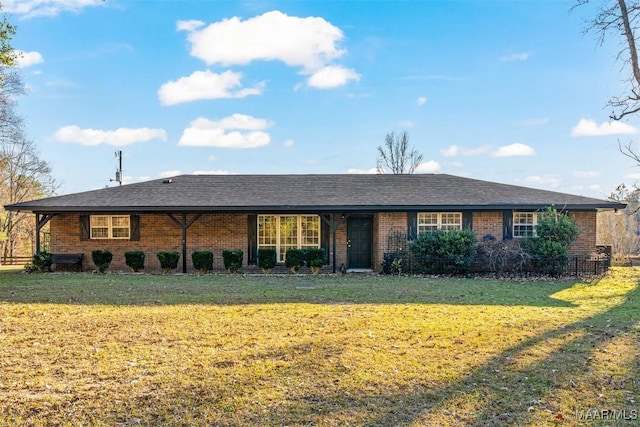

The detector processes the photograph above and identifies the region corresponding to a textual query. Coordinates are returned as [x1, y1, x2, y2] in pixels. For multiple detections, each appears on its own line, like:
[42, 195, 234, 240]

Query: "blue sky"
[5, 0, 637, 198]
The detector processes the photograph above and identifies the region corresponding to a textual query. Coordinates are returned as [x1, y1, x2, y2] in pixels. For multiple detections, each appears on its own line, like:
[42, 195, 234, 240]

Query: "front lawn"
[0, 269, 638, 426]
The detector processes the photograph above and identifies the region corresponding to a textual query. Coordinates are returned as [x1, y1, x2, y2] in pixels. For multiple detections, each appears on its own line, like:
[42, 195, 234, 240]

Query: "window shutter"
[130, 215, 140, 241]
[321, 221, 330, 264]
[462, 212, 473, 230]
[79, 215, 90, 241]
[247, 214, 257, 265]
[407, 212, 417, 240]
[503, 211, 513, 240]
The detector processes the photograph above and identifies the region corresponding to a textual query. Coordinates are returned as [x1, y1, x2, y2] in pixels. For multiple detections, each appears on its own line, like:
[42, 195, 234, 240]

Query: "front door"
[347, 216, 373, 269]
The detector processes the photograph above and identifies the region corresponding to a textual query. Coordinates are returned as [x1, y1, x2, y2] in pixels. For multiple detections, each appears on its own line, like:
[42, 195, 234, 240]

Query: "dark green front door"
[347, 216, 373, 269]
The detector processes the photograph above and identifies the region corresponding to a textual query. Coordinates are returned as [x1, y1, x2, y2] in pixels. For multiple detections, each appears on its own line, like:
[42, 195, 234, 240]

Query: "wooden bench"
[51, 253, 84, 271]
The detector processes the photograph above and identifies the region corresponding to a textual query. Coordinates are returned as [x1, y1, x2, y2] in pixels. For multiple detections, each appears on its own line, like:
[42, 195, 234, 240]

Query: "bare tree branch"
[376, 131, 423, 174]
[578, 0, 640, 120]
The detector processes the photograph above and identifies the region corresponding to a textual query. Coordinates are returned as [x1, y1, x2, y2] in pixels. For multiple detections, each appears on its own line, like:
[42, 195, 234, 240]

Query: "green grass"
[0, 269, 638, 426]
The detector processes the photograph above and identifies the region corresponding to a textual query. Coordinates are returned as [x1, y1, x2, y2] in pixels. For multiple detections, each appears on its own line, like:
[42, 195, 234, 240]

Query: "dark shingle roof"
[4, 174, 624, 213]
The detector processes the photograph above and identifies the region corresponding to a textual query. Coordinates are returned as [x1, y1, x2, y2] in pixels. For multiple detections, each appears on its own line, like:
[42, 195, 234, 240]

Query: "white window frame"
[90, 215, 131, 239]
[513, 212, 537, 238]
[417, 212, 462, 234]
[257, 215, 321, 262]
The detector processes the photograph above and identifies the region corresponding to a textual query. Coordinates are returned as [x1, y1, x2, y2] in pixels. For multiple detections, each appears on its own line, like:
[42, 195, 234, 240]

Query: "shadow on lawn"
[0, 272, 581, 307]
[260, 275, 640, 426]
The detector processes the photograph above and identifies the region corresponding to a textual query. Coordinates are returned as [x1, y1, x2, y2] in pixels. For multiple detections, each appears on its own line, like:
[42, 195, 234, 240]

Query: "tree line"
[0, 4, 57, 262]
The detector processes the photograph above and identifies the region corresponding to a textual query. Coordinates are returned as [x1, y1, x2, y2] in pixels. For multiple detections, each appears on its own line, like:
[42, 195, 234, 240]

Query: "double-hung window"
[258, 215, 320, 262]
[417, 212, 462, 234]
[90, 215, 130, 239]
[513, 212, 537, 238]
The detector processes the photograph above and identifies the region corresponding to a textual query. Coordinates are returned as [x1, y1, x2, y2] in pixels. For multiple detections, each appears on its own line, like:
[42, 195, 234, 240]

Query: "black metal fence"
[381, 252, 611, 277]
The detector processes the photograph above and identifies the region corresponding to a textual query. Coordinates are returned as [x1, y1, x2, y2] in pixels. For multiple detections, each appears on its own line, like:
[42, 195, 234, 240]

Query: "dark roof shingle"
[4, 174, 624, 213]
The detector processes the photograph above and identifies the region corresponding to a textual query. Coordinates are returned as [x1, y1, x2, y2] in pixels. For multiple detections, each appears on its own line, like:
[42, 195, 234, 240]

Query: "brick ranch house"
[4, 174, 625, 273]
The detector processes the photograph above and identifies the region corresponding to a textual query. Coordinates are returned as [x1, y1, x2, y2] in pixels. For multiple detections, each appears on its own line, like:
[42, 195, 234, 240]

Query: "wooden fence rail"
[1, 256, 32, 265]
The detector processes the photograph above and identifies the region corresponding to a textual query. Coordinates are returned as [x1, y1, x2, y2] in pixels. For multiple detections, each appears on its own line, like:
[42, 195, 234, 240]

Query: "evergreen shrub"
[125, 250, 145, 272]
[192, 251, 213, 273]
[92, 249, 113, 273]
[222, 250, 243, 273]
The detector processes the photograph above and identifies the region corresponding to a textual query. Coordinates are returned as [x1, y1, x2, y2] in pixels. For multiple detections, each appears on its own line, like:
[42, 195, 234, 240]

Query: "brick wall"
[472, 211, 504, 241]
[48, 209, 599, 273]
[568, 211, 597, 255]
[50, 213, 247, 273]
[373, 212, 407, 270]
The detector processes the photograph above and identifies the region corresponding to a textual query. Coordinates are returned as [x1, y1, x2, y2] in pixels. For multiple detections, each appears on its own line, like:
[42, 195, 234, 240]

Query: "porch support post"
[321, 213, 349, 273]
[168, 213, 201, 273]
[35, 213, 55, 254]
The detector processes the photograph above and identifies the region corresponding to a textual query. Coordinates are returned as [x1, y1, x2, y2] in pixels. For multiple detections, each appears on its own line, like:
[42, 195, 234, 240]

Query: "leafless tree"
[577, 0, 640, 120]
[577, 1, 640, 210]
[597, 184, 640, 257]
[0, 128, 58, 260]
[376, 131, 423, 174]
[0, 67, 57, 261]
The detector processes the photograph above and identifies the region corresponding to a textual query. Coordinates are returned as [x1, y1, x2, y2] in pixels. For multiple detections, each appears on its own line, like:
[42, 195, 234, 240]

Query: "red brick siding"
[48, 210, 599, 272]
[50, 213, 246, 272]
[373, 212, 407, 271]
[472, 211, 504, 241]
[568, 211, 597, 255]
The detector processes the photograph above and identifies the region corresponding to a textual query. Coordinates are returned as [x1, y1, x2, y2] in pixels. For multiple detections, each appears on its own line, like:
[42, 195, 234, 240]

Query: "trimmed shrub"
[409, 229, 477, 274]
[125, 250, 145, 272]
[303, 248, 325, 274]
[157, 251, 180, 273]
[303, 248, 325, 265]
[222, 249, 243, 273]
[91, 249, 113, 273]
[285, 248, 304, 273]
[24, 251, 53, 273]
[257, 248, 277, 274]
[192, 251, 213, 273]
[308, 257, 324, 274]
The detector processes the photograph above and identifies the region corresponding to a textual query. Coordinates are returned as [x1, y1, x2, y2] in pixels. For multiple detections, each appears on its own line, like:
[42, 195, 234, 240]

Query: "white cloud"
[307, 65, 360, 89]
[347, 167, 377, 174]
[525, 174, 561, 188]
[178, 114, 272, 149]
[491, 143, 535, 157]
[158, 70, 264, 105]
[415, 160, 441, 173]
[15, 50, 43, 68]
[625, 172, 640, 180]
[160, 170, 181, 178]
[416, 97, 427, 106]
[178, 10, 358, 89]
[4, 0, 105, 17]
[53, 125, 167, 146]
[397, 120, 414, 128]
[500, 52, 530, 62]
[572, 170, 602, 178]
[440, 144, 490, 157]
[176, 20, 205, 32]
[283, 139, 295, 147]
[571, 119, 639, 137]
[181, 11, 345, 70]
